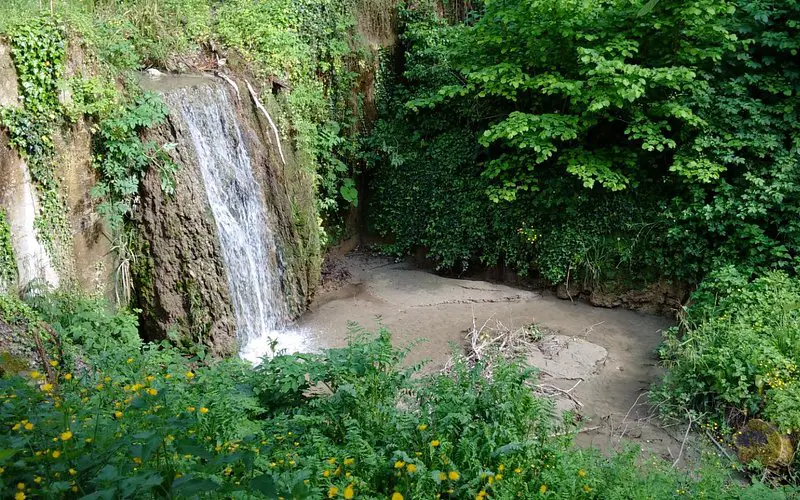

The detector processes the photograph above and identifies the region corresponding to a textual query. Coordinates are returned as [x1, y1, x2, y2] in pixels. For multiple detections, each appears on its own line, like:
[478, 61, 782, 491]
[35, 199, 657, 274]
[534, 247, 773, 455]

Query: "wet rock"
[588, 292, 622, 308]
[556, 283, 582, 300]
[136, 76, 321, 357]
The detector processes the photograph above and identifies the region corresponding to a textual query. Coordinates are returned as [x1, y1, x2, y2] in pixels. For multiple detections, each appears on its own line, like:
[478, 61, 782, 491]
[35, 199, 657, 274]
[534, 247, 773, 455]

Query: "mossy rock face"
[0, 351, 28, 376]
[735, 419, 793, 467]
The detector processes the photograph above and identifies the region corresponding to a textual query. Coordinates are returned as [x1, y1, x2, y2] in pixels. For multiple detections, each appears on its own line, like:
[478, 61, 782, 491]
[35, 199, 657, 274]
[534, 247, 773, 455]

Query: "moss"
[131, 234, 155, 318]
[735, 419, 793, 467]
[0, 351, 28, 375]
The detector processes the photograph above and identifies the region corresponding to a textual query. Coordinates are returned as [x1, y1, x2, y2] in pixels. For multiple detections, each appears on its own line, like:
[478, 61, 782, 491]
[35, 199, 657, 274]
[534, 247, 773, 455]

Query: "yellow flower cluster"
[10, 419, 34, 432]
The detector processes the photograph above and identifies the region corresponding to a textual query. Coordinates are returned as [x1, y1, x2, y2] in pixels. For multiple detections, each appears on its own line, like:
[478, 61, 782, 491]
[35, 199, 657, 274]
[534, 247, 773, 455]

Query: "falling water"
[172, 84, 310, 363]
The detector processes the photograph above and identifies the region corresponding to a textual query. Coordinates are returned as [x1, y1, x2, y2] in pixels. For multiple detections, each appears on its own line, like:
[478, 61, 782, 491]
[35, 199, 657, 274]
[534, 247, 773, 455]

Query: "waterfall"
[171, 84, 309, 362]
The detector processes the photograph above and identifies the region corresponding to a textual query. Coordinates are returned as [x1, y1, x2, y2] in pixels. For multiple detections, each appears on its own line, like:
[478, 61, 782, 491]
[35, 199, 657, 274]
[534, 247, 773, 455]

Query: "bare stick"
[705, 429, 734, 461]
[245, 80, 286, 166]
[549, 425, 600, 438]
[672, 417, 692, 467]
[565, 266, 574, 302]
[31, 326, 54, 382]
[583, 321, 605, 336]
[536, 383, 584, 408]
[216, 72, 241, 101]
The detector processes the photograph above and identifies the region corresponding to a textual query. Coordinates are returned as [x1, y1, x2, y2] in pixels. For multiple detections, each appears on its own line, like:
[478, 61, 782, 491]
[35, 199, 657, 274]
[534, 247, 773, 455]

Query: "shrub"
[655, 268, 800, 436]
[2, 306, 798, 498]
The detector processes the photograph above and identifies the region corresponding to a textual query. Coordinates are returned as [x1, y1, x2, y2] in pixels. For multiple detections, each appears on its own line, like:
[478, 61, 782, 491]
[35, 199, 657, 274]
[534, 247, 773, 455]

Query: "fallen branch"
[705, 429, 734, 461]
[216, 72, 241, 101]
[245, 80, 286, 166]
[31, 325, 54, 382]
[549, 425, 600, 438]
[672, 416, 693, 467]
[536, 383, 584, 408]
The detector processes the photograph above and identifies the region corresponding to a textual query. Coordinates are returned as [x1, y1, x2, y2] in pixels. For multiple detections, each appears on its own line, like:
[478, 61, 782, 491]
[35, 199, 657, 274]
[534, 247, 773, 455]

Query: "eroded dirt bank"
[298, 253, 701, 464]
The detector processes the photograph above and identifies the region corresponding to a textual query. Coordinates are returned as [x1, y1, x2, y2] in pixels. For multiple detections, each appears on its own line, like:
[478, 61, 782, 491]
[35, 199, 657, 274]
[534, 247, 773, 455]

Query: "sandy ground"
[298, 253, 701, 464]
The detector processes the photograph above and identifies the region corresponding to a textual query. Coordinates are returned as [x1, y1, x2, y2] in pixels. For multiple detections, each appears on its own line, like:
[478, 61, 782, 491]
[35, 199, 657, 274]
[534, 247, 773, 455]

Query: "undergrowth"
[655, 268, 800, 469]
[1, 296, 797, 499]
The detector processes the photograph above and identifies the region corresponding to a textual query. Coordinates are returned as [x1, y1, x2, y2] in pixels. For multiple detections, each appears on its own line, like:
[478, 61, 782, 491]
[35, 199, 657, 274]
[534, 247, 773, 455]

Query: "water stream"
[172, 84, 310, 363]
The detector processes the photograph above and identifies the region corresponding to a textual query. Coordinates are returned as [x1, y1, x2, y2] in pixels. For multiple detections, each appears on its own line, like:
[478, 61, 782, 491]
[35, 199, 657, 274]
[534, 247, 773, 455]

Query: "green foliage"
[90, 92, 170, 232]
[367, 0, 800, 285]
[2, 313, 798, 498]
[0, 18, 70, 268]
[655, 269, 800, 436]
[215, 0, 365, 240]
[0, 211, 16, 290]
[28, 292, 141, 360]
[366, 6, 660, 284]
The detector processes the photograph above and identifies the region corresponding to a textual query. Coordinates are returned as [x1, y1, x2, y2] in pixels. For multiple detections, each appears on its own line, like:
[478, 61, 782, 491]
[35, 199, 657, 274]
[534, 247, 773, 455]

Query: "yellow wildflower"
[69, 468, 77, 476]
[187, 406, 196, 412]
[578, 469, 586, 477]
[328, 486, 339, 498]
[15, 492, 25, 500]
[394, 460, 405, 469]
[438, 472, 447, 481]
[406, 463, 417, 473]
[85, 438, 93, 443]
[33, 477, 42, 484]
[49, 360, 58, 367]
[392, 493, 404, 500]
[583, 485, 591, 493]
[199, 407, 209, 414]
[133, 457, 142, 465]
[17, 483, 25, 490]
[498, 464, 505, 472]
[63, 373, 72, 381]
[430, 440, 440, 447]
[30, 371, 41, 379]
[448, 471, 460, 481]
[61, 430, 73, 441]
[147, 388, 158, 396]
[343, 458, 354, 466]
[11, 423, 20, 431]
[114, 411, 123, 418]
[165, 374, 172, 379]
[146, 375, 155, 382]
[417, 424, 428, 431]
[495, 474, 503, 481]
[328, 457, 337, 465]
[41, 383, 54, 392]
[344, 484, 354, 499]
[96, 384, 104, 390]
[514, 467, 522, 474]
[185, 371, 195, 379]
[127, 358, 133, 364]
[323, 470, 331, 477]
[52, 450, 61, 458]
[539, 484, 547, 494]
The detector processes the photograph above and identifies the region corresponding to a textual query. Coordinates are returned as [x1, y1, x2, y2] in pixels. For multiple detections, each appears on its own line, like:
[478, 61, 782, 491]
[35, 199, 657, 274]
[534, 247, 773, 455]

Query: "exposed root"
[245, 80, 286, 166]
